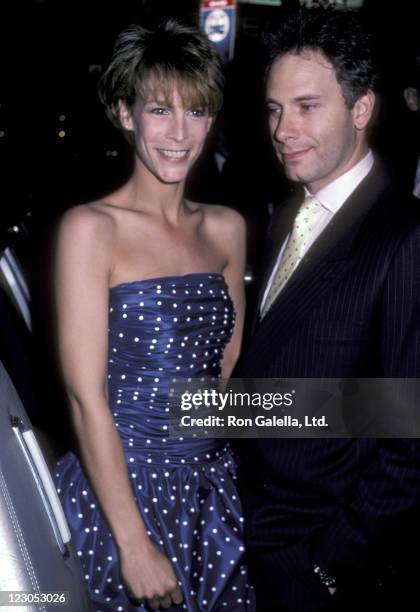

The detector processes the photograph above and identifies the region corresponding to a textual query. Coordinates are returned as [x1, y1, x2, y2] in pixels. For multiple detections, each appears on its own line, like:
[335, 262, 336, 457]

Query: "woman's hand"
[120, 539, 183, 610]
[54, 206, 183, 610]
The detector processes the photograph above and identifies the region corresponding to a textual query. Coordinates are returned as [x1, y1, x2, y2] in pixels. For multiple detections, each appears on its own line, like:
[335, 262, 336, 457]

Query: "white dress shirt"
[260, 150, 375, 313]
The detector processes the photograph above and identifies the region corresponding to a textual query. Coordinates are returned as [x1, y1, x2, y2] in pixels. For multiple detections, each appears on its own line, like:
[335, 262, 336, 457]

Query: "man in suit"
[235, 7, 420, 611]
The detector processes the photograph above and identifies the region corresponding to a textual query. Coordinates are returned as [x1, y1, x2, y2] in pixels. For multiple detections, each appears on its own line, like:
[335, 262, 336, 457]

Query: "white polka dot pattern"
[54, 273, 255, 611]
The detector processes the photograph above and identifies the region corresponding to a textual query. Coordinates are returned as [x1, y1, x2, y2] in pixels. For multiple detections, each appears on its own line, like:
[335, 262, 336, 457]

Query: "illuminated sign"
[200, 0, 237, 63]
[203, 0, 235, 8]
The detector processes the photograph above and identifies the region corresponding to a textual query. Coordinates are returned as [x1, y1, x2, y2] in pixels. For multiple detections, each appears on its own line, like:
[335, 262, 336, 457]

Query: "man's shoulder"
[350, 157, 419, 226]
[369, 171, 420, 228]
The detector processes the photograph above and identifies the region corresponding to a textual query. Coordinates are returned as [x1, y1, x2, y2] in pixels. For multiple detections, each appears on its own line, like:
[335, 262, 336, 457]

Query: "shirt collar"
[304, 150, 374, 213]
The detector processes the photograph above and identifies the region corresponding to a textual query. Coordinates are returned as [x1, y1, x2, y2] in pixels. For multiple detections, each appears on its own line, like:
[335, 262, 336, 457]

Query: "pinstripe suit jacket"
[234, 159, 420, 607]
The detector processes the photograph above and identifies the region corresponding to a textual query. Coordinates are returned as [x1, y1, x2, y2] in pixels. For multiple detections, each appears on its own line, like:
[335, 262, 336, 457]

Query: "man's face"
[266, 50, 373, 193]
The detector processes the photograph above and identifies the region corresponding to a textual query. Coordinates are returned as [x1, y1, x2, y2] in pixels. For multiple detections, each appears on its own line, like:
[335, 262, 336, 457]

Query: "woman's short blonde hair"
[98, 19, 224, 134]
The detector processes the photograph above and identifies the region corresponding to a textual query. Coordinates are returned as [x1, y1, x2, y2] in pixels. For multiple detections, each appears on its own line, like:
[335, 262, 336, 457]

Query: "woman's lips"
[157, 149, 190, 162]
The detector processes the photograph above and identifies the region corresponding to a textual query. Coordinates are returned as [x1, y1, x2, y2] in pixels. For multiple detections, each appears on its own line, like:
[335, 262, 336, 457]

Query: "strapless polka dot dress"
[54, 273, 255, 611]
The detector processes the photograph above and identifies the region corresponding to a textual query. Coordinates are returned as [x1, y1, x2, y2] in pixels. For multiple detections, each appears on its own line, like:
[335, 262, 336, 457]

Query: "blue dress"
[54, 273, 254, 611]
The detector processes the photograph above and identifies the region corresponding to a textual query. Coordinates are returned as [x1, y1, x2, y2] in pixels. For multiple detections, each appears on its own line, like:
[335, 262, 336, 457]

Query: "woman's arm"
[55, 205, 182, 608]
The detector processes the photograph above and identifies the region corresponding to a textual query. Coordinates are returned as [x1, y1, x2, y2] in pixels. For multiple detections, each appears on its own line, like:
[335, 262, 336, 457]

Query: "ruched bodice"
[108, 273, 233, 381]
[54, 273, 254, 611]
[106, 273, 234, 465]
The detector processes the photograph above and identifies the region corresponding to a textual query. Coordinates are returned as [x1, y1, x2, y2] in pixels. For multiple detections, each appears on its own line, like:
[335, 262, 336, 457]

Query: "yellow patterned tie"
[261, 195, 323, 318]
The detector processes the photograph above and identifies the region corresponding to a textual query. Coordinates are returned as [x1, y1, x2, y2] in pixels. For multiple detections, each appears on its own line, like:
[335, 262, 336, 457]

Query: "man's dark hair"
[263, 7, 379, 108]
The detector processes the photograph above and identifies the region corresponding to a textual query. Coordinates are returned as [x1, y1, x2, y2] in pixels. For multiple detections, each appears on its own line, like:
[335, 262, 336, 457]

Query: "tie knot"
[295, 195, 321, 223]
[301, 194, 319, 209]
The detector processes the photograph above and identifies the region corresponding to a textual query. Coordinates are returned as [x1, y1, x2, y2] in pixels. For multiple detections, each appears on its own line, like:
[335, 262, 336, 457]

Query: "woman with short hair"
[53, 19, 253, 611]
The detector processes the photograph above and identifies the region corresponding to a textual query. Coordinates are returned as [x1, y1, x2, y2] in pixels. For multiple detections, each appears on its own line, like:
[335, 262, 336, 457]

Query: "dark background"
[1, 1, 418, 229]
[0, 0, 419, 453]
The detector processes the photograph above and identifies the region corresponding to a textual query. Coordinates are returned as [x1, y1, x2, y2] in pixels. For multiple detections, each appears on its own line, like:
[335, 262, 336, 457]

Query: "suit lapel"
[250, 192, 302, 332]
[255, 160, 390, 335]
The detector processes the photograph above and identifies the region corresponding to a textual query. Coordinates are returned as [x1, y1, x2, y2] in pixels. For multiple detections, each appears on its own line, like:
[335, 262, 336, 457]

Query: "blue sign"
[200, 7, 236, 63]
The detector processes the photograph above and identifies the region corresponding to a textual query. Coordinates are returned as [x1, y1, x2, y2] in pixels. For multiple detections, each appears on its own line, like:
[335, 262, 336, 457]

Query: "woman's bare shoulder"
[58, 201, 117, 245]
[201, 203, 246, 239]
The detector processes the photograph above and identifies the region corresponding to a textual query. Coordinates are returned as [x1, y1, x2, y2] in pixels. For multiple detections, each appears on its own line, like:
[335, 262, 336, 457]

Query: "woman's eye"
[189, 109, 206, 117]
[150, 107, 168, 115]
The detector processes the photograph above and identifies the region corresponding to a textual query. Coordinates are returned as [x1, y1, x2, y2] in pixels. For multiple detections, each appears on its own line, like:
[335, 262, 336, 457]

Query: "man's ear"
[352, 90, 376, 130]
[403, 87, 420, 111]
[118, 100, 133, 131]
